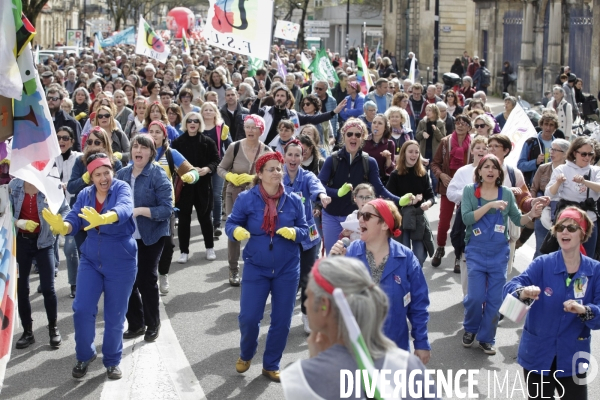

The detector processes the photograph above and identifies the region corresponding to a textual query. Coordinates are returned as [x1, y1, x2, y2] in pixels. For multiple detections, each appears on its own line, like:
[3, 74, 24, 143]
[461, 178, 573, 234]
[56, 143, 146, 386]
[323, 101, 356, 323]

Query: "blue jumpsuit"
[346, 239, 431, 351]
[66, 179, 137, 367]
[225, 185, 308, 371]
[463, 186, 515, 345]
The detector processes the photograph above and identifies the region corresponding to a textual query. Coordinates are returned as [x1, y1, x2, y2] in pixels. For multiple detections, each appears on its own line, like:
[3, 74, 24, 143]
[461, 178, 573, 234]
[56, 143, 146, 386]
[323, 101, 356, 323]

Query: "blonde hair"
[200, 101, 223, 127]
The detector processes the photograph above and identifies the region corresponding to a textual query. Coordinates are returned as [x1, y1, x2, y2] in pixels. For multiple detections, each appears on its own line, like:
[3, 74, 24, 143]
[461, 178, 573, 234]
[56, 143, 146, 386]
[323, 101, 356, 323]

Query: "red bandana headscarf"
[368, 199, 401, 237]
[244, 114, 266, 134]
[557, 208, 589, 255]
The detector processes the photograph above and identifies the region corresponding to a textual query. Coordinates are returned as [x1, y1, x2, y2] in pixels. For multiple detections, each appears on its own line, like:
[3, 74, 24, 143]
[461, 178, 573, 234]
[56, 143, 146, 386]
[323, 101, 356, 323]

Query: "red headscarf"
[367, 199, 401, 237]
[557, 208, 589, 255]
[244, 114, 266, 134]
[149, 120, 167, 138]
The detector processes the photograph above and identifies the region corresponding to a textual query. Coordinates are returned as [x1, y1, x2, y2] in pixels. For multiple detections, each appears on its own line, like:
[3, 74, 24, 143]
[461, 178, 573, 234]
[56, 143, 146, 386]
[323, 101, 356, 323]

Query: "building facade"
[34, 0, 82, 49]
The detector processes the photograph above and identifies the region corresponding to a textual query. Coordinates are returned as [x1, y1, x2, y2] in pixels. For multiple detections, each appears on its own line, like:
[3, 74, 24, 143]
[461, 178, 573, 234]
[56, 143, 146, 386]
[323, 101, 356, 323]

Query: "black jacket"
[220, 102, 249, 141]
[53, 109, 82, 151]
[331, 83, 348, 104]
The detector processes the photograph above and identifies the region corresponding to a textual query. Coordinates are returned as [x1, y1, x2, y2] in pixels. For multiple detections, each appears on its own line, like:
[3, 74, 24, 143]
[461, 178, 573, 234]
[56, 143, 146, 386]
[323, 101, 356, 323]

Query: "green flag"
[309, 49, 339, 84]
[247, 56, 264, 77]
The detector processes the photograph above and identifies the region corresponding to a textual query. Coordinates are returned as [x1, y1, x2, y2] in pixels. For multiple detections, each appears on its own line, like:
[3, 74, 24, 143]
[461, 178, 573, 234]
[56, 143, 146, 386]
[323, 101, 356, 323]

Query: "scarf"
[259, 183, 284, 237]
[449, 131, 470, 170]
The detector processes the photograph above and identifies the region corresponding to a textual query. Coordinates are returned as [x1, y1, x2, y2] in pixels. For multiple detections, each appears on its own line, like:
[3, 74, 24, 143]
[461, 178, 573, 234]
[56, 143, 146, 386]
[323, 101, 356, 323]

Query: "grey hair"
[504, 96, 517, 107]
[553, 138, 570, 153]
[307, 257, 396, 359]
[553, 86, 565, 95]
[238, 83, 254, 101]
[363, 100, 377, 112]
[231, 72, 242, 80]
[314, 79, 329, 89]
[463, 76, 473, 84]
[473, 91, 486, 100]
[435, 101, 447, 110]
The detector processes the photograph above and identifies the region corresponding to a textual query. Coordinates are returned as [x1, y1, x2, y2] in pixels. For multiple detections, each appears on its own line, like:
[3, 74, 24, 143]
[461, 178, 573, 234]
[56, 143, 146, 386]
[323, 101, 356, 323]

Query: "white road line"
[100, 298, 205, 400]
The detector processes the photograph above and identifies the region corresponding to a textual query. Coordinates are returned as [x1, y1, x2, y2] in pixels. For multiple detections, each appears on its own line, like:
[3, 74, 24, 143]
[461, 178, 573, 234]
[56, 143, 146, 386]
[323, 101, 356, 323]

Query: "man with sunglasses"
[47, 88, 82, 152]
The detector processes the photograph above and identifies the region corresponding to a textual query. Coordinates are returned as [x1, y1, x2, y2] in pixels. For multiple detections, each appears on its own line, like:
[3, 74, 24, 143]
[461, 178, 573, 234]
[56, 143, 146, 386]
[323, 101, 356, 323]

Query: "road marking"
[100, 298, 206, 400]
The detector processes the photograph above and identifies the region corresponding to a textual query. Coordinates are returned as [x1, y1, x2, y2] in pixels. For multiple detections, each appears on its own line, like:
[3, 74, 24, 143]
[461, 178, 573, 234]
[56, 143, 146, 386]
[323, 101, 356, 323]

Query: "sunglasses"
[187, 119, 200, 124]
[47, 96, 60, 102]
[97, 113, 111, 119]
[86, 139, 103, 146]
[357, 211, 382, 222]
[555, 224, 581, 233]
[346, 131, 362, 138]
[474, 124, 487, 129]
[446, 94, 455, 98]
[577, 151, 595, 158]
[57, 135, 71, 142]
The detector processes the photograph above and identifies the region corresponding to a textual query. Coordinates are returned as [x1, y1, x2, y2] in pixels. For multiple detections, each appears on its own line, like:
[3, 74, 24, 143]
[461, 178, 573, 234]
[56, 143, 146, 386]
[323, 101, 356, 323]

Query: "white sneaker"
[178, 253, 188, 264]
[159, 274, 169, 294]
[302, 314, 311, 334]
[206, 248, 216, 260]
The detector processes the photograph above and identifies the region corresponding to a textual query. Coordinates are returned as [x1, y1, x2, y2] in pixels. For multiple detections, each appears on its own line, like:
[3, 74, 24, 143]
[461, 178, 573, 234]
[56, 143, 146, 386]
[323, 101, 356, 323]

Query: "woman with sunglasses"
[171, 112, 220, 263]
[329, 199, 431, 365]
[93, 106, 130, 164]
[55, 126, 83, 298]
[226, 151, 308, 382]
[546, 137, 600, 257]
[282, 140, 331, 334]
[386, 140, 435, 266]
[299, 95, 333, 151]
[43, 152, 137, 381]
[318, 118, 400, 255]
[116, 135, 173, 343]
[444, 89, 464, 117]
[67, 127, 124, 254]
[217, 115, 273, 285]
[461, 154, 543, 356]
[504, 207, 600, 400]
[473, 114, 495, 138]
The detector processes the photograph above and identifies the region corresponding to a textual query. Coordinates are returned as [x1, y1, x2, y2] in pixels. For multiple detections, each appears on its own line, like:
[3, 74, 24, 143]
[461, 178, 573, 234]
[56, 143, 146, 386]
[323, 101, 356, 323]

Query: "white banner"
[274, 20, 300, 42]
[204, 0, 274, 60]
[503, 103, 538, 167]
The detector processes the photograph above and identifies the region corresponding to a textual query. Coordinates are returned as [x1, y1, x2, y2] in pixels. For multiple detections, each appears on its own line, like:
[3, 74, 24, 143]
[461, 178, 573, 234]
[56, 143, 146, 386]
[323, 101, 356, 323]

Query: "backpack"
[480, 68, 491, 87]
[327, 150, 370, 187]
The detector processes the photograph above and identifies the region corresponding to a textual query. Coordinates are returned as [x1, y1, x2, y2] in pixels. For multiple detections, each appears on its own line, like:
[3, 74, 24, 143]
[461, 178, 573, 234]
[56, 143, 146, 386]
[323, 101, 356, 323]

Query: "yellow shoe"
[262, 368, 280, 382]
[235, 358, 251, 373]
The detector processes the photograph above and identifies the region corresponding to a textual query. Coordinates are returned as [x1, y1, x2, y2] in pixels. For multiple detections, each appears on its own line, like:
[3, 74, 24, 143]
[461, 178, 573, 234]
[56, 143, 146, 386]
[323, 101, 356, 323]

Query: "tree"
[21, 0, 49, 27]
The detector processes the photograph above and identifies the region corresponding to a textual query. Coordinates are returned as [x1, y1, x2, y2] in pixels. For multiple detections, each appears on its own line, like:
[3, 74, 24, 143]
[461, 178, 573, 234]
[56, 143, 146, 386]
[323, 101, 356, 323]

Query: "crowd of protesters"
[12, 40, 600, 398]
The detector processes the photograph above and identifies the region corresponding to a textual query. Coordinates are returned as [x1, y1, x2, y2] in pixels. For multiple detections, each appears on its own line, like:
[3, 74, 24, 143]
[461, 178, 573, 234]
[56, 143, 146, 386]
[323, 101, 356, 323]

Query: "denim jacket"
[116, 161, 173, 245]
[9, 179, 70, 249]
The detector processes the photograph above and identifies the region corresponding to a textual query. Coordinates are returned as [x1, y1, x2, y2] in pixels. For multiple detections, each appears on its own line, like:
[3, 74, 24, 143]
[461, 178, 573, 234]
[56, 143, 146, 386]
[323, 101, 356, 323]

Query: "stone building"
[34, 0, 82, 49]
[383, 0, 476, 82]
[472, 0, 598, 100]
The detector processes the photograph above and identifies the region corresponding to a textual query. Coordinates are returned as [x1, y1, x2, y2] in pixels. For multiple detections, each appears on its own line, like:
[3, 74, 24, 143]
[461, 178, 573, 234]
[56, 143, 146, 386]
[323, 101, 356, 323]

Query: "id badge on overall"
[494, 225, 505, 233]
[308, 224, 319, 241]
[574, 277, 588, 299]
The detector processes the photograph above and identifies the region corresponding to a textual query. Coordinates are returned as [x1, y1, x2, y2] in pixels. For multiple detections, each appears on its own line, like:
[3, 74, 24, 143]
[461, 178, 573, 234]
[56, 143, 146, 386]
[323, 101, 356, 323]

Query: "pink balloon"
[166, 7, 195, 39]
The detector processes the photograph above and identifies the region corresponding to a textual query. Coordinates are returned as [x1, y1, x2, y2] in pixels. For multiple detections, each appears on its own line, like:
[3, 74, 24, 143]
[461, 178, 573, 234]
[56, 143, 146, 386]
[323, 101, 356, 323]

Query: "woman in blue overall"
[504, 207, 600, 400]
[282, 139, 332, 334]
[226, 151, 308, 382]
[461, 154, 542, 355]
[43, 152, 137, 381]
[330, 198, 432, 365]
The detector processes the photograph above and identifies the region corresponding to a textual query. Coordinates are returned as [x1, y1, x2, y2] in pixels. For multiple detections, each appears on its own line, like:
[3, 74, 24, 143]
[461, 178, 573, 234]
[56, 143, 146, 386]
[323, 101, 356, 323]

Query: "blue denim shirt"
[9, 179, 70, 249]
[116, 161, 173, 245]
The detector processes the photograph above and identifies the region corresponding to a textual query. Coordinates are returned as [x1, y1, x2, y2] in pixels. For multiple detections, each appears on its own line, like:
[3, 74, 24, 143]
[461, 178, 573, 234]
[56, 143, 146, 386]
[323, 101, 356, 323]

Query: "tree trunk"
[22, 0, 49, 28]
[297, 0, 310, 50]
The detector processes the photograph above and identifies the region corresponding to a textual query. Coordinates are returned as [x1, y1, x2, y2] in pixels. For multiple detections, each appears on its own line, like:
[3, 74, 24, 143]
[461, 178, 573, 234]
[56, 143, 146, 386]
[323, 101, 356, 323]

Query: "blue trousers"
[399, 231, 427, 266]
[211, 173, 224, 228]
[63, 235, 79, 286]
[321, 210, 346, 255]
[463, 244, 509, 344]
[238, 263, 300, 371]
[533, 218, 548, 259]
[583, 221, 598, 258]
[73, 245, 137, 367]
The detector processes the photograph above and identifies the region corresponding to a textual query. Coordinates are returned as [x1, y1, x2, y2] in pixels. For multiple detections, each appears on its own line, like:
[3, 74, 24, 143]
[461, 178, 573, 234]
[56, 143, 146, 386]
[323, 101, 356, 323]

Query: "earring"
[478, 175, 483, 182]
[321, 306, 327, 311]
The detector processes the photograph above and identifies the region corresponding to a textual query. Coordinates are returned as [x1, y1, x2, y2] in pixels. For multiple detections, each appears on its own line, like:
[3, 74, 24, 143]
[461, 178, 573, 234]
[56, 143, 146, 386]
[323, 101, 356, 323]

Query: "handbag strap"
[248, 143, 264, 174]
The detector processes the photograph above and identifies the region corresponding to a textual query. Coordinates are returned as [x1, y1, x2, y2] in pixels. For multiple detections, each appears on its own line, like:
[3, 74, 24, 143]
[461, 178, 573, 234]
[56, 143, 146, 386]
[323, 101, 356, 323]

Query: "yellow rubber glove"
[225, 172, 242, 186]
[276, 227, 296, 241]
[181, 171, 195, 183]
[337, 183, 352, 197]
[16, 219, 39, 232]
[221, 125, 230, 141]
[74, 112, 87, 121]
[82, 171, 91, 184]
[233, 226, 251, 241]
[399, 193, 413, 207]
[113, 152, 123, 161]
[0, 158, 10, 165]
[238, 173, 255, 185]
[78, 207, 118, 231]
[42, 208, 69, 236]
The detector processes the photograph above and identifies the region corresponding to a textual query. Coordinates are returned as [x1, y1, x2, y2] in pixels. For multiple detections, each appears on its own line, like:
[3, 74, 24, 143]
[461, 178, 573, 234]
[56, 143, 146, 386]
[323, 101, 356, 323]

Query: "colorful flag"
[308, 48, 339, 85]
[276, 53, 287, 77]
[99, 26, 136, 47]
[374, 41, 381, 61]
[205, 0, 274, 60]
[0, 0, 21, 99]
[0, 188, 18, 392]
[10, 42, 64, 213]
[356, 47, 373, 95]
[332, 289, 383, 400]
[136, 16, 170, 63]
[504, 103, 539, 167]
[363, 45, 368, 65]
[274, 20, 300, 42]
[247, 56, 264, 77]
[181, 30, 190, 55]
[93, 32, 103, 55]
